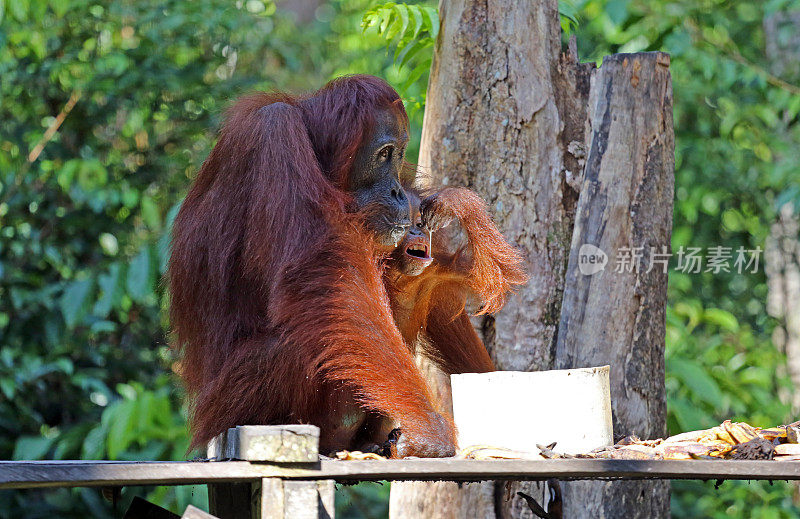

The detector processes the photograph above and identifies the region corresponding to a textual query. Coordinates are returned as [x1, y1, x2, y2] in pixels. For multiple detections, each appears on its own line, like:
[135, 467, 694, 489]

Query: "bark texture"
[767, 204, 800, 412]
[554, 52, 673, 518]
[764, 9, 800, 80]
[390, 2, 673, 518]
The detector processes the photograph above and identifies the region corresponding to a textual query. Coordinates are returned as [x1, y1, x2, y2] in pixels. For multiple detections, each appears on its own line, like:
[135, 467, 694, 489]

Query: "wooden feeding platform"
[2, 425, 800, 518]
[3, 457, 800, 489]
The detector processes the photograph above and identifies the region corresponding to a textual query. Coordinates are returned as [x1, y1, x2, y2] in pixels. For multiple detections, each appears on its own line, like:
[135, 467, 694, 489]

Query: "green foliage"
[666, 303, 792, 433]
[559, 0, 580, 34]
[362, 2, 437, 92]
[336, 482, 390, 518]
[0, 0, 281, 514]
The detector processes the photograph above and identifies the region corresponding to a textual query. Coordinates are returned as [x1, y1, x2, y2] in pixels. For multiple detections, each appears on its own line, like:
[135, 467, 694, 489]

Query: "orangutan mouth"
[405, 237, 431, 261]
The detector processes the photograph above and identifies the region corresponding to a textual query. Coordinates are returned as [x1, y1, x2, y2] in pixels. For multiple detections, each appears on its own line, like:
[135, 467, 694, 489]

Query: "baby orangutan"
[378, 187, 527, 456]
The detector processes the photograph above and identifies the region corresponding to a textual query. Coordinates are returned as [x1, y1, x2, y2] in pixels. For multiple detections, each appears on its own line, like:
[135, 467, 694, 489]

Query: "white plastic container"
[450, 366, 613, 455]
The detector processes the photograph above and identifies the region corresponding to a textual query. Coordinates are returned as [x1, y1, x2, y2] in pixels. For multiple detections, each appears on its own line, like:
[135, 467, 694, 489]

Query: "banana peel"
[457, 445, 544, 460]
[774, 444, 800, 456]
[601, 420, 800, 461]
[333, 450, 386, 460]
[334, 421, 800, 462]
[456, 420, 800, 462]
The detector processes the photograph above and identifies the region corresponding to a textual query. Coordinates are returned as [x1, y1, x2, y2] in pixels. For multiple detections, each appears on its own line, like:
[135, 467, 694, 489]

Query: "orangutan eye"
[377, 145, 393, 163]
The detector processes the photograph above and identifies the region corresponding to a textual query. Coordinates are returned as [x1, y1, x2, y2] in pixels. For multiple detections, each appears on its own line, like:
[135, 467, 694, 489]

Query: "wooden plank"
[2, 459, 800, 490]
[260, 478, 285, 519]
[282, 481, 320, 519]
[237, 425, 319, 463]
[207, 428, 239, 460]
[208, 426, 320, 463]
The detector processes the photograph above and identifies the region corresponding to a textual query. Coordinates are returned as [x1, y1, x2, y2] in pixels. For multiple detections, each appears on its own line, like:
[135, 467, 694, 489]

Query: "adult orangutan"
[169, 75, 458, 457]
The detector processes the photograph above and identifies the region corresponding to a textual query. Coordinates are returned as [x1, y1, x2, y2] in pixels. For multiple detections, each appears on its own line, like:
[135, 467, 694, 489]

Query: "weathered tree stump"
[554, 51, 674, 519]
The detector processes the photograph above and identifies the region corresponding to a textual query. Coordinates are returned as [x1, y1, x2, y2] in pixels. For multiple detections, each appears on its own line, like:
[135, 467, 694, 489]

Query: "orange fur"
[386, 187, 528, 375]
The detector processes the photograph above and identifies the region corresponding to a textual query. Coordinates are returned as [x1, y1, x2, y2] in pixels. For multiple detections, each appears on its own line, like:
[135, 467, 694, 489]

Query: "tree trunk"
[392, 1, 582, 515]
[764, 9, 800, 81]
[390, 1, 672, 517]
[767, 204, 800, 412]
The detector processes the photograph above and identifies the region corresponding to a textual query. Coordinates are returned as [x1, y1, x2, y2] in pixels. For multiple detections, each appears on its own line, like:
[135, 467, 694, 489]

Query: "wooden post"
[554, 52, 674, 518]
[207, 425, 333, 519]
[260, 479, 335, 519]
[390, 1, 673, 517]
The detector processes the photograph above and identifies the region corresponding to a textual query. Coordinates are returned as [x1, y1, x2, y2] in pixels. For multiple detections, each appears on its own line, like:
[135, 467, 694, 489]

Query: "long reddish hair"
[168, 76, 443, 453]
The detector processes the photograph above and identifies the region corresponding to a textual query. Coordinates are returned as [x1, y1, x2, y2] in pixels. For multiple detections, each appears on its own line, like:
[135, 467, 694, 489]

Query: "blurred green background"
[1, 0, 799, 517]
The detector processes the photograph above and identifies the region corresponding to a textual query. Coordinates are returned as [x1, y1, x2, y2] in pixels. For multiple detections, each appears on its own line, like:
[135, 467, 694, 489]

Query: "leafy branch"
[685, 17, 800, 97]
[362, 3, 438, 92]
